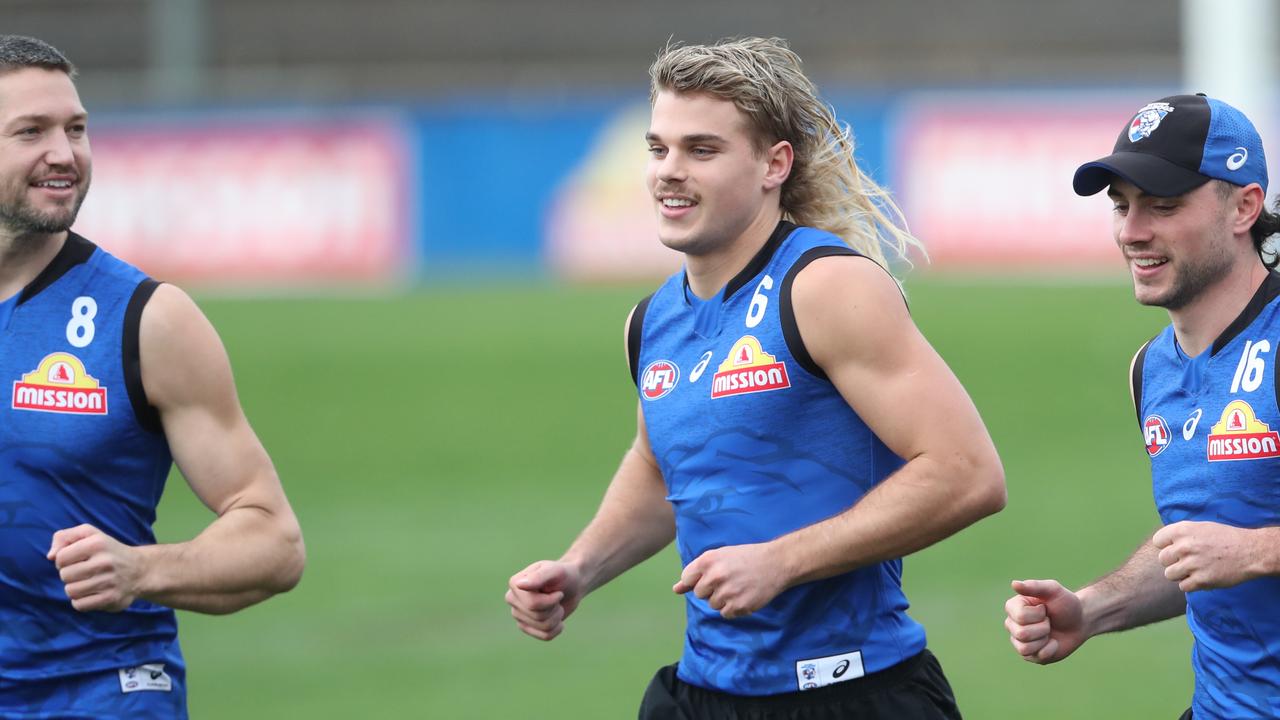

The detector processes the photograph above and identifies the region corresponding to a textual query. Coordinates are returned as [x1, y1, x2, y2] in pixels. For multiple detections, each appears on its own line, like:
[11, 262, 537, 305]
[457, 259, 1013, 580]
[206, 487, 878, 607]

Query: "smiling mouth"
[31, 179, 76, 190]
[1131, 257, 1167, 269]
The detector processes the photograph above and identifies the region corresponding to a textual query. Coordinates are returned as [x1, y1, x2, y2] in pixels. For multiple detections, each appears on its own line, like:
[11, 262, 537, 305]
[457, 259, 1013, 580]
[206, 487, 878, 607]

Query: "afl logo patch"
[640, 360, 679, 400]
[1143, 415, 1170, 457]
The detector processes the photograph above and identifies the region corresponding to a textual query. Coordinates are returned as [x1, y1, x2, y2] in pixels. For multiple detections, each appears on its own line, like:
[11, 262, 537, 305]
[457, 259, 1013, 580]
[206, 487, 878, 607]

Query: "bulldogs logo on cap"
[1128, 102, 1175, 143]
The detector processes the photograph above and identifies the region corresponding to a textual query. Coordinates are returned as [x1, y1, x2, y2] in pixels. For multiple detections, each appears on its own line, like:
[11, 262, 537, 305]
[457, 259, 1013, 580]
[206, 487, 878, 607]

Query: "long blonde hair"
[649, 37, 924, 270]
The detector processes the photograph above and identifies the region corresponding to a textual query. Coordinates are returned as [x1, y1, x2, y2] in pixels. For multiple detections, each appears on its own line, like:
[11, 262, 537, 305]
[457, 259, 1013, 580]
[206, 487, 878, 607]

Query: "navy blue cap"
[1073, 94, 1268, 197]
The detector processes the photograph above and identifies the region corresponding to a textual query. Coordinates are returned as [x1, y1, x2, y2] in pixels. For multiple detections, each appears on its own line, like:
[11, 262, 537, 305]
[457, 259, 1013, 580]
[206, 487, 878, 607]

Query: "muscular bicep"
[139, 285, 284, 515]
[793, 256, 996, 465]
[632, 400, 660, 469]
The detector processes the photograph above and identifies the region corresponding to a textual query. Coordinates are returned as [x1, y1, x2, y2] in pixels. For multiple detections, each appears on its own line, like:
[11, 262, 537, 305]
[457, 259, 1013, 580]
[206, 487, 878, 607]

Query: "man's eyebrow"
[4, 111, 89, 127]
[680, 133, 727, 144]
[645, 132, 728, 144]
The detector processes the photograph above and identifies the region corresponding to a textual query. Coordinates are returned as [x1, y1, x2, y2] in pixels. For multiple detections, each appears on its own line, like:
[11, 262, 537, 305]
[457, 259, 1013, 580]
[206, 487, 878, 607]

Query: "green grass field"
[151, 277, 1190, 718]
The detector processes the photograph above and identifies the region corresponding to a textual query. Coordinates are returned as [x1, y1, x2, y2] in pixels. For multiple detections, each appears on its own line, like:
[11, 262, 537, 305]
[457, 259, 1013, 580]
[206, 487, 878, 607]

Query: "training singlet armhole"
[627, 293, 654, 386]
[1129, 337, 1154, 428]
[123, 279, 164, 435]
[1275, 332, 1280, 417]
[779, 247, 868, 381]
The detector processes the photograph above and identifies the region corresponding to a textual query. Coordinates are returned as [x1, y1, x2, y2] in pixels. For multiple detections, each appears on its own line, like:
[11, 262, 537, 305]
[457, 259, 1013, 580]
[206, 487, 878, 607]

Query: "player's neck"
[0, 230, 67, 302]
[1169, 258, 1269, 358]
[684, 207, 783, 300]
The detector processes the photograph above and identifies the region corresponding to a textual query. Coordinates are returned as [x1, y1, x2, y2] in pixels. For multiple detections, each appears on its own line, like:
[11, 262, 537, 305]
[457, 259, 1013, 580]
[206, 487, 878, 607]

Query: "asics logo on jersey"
[1183, 409, 1202, 440]
[794, 650, 864, 691]
[689, 351, 713, 383]
[118, 664, 172, 694]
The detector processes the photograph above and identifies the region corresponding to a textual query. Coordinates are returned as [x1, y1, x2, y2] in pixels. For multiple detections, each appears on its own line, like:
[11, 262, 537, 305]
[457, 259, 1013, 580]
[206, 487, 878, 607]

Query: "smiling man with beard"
[1005, 94, 1280, 719]
[0, 35, 305, 719]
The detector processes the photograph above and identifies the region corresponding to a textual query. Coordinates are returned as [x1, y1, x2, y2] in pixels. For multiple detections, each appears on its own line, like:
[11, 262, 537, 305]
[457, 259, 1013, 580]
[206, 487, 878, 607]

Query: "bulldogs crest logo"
[1128, 102, 1175, 143]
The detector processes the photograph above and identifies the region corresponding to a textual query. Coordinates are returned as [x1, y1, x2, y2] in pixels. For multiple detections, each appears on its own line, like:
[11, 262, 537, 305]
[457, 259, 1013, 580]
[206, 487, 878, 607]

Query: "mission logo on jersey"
[11, 352, 108, 415]
[1207, 399, 1280, 462]
[711, 335, 790, 399]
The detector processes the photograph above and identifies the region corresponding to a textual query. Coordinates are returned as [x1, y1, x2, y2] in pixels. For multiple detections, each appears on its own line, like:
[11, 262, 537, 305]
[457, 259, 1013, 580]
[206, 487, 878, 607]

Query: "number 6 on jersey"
[745, 275, 773, 328]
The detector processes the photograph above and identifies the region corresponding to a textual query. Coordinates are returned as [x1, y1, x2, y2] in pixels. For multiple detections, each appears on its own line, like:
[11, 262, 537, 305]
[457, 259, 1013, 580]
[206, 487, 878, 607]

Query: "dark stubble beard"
[1146, 229, 1235, 311]
[0, 177, 90, 235]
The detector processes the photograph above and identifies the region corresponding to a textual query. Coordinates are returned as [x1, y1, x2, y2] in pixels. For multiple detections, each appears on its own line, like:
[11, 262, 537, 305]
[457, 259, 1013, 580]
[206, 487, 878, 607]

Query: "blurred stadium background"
[7, 0, 1278, 716]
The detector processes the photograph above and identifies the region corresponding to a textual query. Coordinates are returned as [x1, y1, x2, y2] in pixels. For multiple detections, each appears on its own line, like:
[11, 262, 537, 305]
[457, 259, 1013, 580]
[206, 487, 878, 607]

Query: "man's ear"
[1233, 182, 1266, 236]
[763, 140, 794, 191]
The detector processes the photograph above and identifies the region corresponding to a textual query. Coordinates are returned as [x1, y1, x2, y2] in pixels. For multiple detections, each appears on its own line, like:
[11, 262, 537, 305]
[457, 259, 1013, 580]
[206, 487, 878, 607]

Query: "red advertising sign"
[894, 93, 1138, 270]
[75, 114, 414, 285]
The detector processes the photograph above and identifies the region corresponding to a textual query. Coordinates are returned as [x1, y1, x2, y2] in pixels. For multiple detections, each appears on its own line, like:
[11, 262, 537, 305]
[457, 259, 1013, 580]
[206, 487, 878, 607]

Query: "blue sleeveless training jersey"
[1135, 272, 1280, 718]
[629, 221, 926, 696]
[0, 233, 181, 709]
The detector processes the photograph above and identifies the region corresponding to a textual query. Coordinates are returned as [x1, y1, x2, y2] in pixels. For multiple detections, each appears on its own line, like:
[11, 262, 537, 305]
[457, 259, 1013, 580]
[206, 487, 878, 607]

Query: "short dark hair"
[0, 35, 76, 77]
[1254, 203, 1280, 270]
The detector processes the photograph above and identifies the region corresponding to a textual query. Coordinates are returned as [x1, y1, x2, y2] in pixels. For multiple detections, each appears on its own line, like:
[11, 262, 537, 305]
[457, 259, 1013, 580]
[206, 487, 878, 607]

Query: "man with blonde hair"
[507, 37, 1005, 718]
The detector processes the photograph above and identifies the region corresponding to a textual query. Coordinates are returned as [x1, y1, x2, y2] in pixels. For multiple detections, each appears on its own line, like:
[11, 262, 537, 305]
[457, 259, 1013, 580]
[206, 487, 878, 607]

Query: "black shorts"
[637, 649, 962, 720]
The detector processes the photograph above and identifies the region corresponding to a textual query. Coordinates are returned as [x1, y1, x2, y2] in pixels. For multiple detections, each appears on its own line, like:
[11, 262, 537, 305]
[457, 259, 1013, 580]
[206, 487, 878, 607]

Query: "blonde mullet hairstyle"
[649, 37, 926, 270]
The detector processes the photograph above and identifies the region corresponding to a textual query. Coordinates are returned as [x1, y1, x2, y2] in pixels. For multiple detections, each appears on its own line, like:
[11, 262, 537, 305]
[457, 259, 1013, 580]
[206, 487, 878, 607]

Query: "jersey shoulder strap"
[1130, 336, 1156, 425]
[627, 293, 655, 386]
[778, 245, 863, 380]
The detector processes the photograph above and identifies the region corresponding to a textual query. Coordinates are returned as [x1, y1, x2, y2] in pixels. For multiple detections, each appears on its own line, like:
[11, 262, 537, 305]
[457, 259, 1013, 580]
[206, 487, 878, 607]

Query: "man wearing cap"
[1003, 93, 1280, 718]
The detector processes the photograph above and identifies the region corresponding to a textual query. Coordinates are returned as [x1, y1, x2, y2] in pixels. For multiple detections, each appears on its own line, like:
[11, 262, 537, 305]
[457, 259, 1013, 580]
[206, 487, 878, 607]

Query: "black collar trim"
[682, 220, 798, 302]
[723, 220, 797, 299]
[1211, 271, 1280, 355]
[18, 232, 96, 305]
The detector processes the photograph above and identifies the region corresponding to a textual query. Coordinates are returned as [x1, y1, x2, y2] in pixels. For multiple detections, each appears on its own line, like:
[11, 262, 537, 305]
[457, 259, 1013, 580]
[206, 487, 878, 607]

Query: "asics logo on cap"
[1227, 147, 1248, 171]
